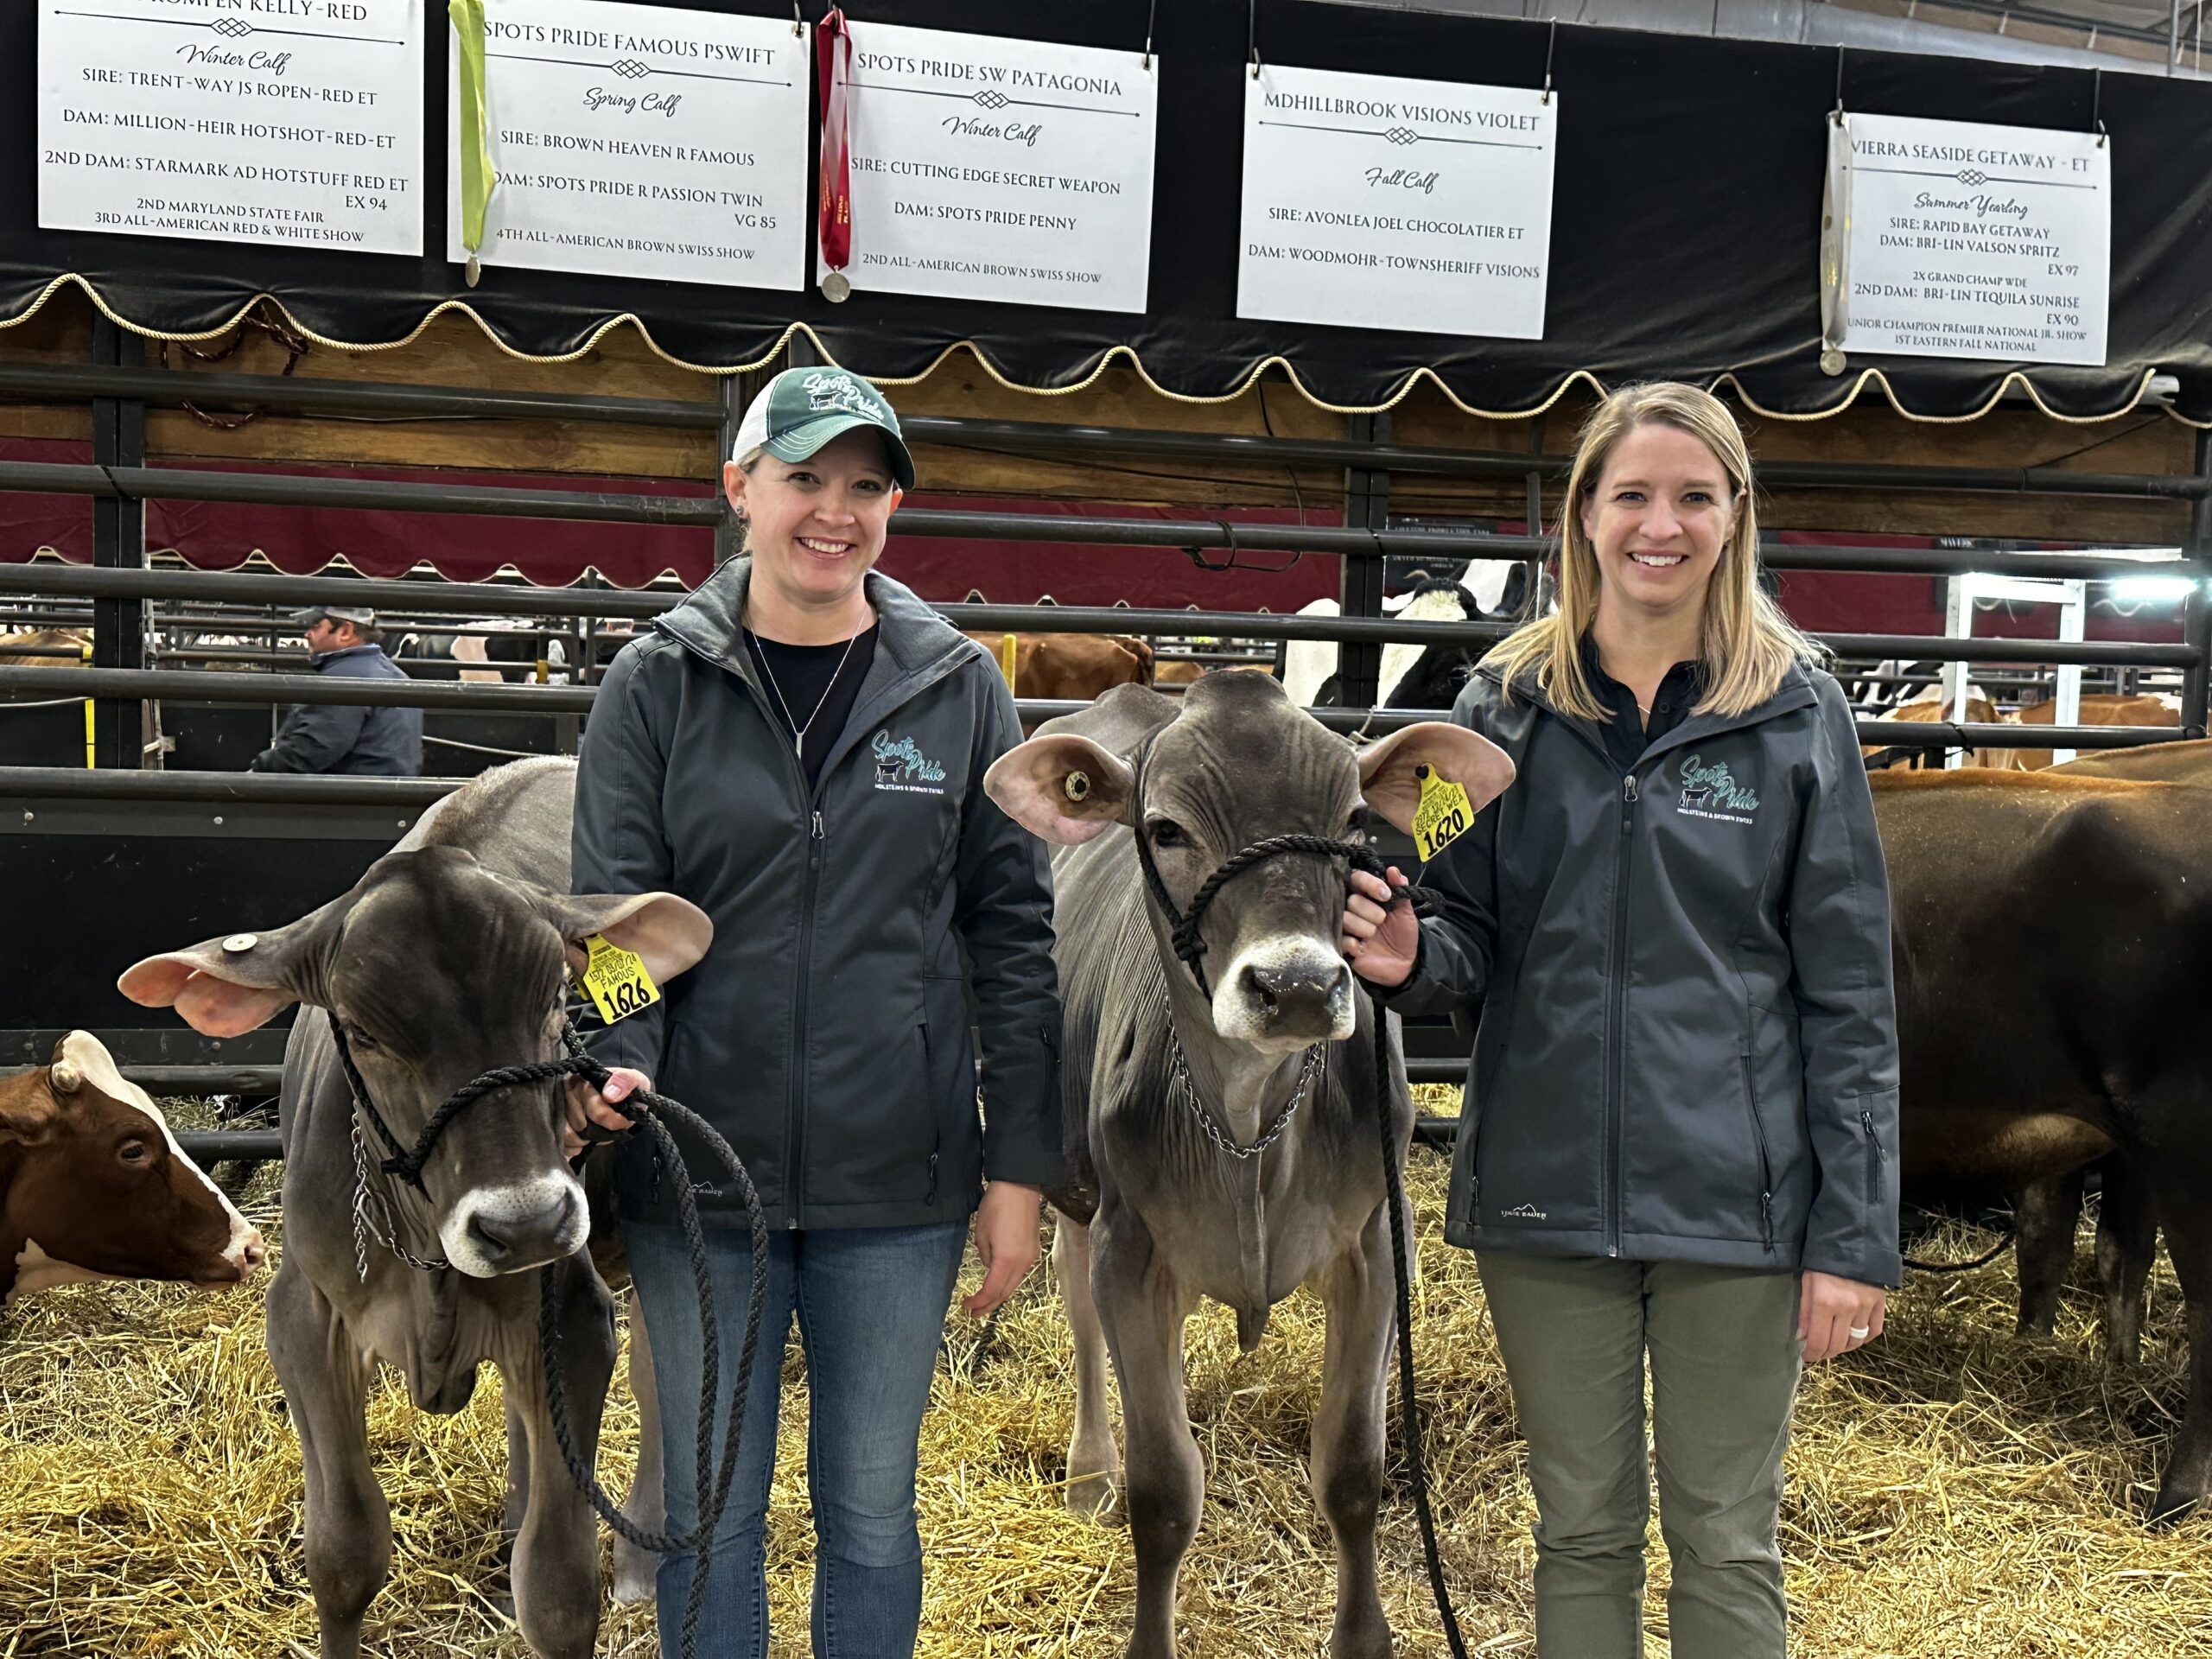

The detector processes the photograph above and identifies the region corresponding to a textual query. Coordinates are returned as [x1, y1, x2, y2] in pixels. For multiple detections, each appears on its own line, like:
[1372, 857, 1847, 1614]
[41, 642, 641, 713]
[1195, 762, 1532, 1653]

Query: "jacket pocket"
[1741, 1048, 1776, 1253]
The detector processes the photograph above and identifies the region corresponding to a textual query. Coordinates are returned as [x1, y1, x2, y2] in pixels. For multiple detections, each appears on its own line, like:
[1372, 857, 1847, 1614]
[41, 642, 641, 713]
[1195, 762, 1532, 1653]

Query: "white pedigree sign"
[1238, 63, 1556, 340]
[832, 22, 1158, 314]
[448, 0, 809, 289]
[1828, 112, 2109, 367]
[37, 0, 425, 256]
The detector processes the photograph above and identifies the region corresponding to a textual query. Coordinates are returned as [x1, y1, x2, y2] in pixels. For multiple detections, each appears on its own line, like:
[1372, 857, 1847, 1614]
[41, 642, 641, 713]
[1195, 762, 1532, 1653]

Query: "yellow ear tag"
[578, 934, 661, 1025]
[1411, 764, 1475, 864]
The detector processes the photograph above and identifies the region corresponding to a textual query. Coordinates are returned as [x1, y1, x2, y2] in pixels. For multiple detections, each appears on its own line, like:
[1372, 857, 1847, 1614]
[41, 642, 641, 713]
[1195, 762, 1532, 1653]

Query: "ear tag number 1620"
[1411, 765, 1474, 864]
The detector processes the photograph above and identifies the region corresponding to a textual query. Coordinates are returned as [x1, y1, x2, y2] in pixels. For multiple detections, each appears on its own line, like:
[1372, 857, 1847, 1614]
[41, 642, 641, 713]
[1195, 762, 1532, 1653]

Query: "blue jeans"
[626, 1219, 968, 1659]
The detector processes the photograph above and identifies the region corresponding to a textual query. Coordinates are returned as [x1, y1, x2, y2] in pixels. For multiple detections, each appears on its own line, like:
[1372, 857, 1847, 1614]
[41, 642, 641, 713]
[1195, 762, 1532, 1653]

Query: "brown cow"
[3, 1030, 265, 1303]
[2012, 691, 2179, 771]
[1862, 692, 2022, 771]
[1990, 737, 2212, 1364]
[1874, 769, 2212, 1518]
[964, 632, 1154, 701]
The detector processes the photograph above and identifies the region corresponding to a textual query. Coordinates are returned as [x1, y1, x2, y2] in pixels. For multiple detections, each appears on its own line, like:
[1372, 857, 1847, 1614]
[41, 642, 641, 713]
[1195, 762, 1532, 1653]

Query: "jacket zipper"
[1741, 1050, 1776, 1252]
[1603, 772, 1637, 1256]
[781, 791, 825, 1230]
[1859, 1108, 1886, 1198]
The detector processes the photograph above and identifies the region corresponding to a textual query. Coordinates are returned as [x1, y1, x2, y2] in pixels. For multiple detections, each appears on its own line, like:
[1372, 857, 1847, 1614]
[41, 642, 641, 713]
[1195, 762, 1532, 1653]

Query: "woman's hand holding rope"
[1342, 866, 1420, 987]
[565, 1067, 651, 1158]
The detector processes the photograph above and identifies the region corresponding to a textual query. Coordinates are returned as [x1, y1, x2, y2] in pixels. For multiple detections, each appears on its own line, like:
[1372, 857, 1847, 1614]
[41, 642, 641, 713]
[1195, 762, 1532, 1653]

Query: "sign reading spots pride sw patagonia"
[825, 19, 1159, 314]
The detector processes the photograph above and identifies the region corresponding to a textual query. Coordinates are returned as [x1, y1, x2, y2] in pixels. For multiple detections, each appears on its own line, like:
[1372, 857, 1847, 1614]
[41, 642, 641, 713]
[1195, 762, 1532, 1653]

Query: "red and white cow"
[2, 1031, 265, 1303]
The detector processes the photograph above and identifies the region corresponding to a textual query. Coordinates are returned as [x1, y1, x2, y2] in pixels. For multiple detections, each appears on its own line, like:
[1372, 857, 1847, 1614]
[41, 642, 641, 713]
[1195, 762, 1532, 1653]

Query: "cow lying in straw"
[985, 675, 1512, 1658]
[3, 1030, 264, 1306]
[120, 758, 705, 1659]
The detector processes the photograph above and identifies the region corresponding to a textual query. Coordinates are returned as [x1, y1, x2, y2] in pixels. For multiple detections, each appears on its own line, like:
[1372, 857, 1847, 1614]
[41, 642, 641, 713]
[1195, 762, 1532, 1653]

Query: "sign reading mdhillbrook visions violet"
[1830, 112, 2109, 366]
[1238, 63, 1556, 340]
[830, 22, 1158, 313]
[447, 0, 808, 289]
[37, 0, 424, 255]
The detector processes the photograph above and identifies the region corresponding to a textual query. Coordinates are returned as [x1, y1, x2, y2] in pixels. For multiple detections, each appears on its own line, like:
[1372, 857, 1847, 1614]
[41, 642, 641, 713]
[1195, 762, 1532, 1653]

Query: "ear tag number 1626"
[1411, 765, 1474, 864]
[578, 934, 661, 1025]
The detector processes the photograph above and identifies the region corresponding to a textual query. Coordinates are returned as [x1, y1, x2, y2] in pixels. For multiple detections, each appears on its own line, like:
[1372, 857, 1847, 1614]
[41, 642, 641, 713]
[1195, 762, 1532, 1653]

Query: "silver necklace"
[747, 625, 863, 756]
[1166, 1026, 1326, 1160]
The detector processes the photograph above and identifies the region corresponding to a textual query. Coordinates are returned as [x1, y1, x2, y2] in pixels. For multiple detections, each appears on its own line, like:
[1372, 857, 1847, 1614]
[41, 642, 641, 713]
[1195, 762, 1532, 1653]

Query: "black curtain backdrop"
[3, 0, 2208, 421]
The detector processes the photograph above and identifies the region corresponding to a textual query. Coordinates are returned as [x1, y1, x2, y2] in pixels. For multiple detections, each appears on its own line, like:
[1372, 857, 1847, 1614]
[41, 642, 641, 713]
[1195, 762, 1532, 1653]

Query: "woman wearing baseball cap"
[569, 366, 1062, 1657]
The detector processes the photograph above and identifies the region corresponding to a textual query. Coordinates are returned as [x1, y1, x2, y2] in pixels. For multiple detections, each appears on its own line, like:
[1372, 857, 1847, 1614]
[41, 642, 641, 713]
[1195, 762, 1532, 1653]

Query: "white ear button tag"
[222, 934, 259, 954]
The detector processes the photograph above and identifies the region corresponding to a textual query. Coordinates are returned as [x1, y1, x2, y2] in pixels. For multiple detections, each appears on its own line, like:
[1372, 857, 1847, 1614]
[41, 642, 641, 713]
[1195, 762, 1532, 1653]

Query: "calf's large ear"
[537, 891, 713, 984]
[117, 895, 349, 1038]
[983, 734, 1135, 846]
[1356, 722, 1516, 836]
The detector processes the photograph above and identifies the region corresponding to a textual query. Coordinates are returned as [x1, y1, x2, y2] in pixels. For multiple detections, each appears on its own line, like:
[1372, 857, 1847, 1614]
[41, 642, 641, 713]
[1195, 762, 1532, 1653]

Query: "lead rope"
[1131, 812, 1470, 1655]
[328, 1013, 767, 1659]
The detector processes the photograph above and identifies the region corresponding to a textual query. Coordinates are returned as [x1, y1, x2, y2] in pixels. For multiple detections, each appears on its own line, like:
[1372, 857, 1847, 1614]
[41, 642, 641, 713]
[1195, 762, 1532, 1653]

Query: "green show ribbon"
[450, 0, 498, 286]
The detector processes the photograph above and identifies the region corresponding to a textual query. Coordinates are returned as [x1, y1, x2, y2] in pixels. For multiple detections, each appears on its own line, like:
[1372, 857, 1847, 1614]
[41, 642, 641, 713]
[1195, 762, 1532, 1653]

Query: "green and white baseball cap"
[731, 366, 916, 491]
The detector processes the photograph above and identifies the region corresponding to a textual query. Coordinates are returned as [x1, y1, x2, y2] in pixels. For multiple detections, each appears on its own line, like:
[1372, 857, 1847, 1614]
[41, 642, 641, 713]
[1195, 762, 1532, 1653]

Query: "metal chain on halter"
[324, 1009, 769, 1659]
[1166, 1027, 1325, 1160]
[349, 1117, 450, 1279]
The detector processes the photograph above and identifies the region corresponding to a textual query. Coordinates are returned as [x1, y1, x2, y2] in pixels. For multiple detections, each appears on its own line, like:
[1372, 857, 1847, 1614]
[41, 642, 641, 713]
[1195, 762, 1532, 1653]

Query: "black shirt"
[1579, 634, 1706, 772]
[742, 623, 880, 788]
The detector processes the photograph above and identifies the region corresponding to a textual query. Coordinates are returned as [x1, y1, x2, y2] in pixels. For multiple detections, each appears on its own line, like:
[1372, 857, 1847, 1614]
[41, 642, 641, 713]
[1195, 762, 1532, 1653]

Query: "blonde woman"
[1340, 383, 1898, 1657]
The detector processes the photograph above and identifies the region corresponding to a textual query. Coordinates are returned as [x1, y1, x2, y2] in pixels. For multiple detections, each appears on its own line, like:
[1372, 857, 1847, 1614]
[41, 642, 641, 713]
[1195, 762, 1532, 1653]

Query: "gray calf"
[121, 758, 703, 1658]
[986, 675, 1511, 1658]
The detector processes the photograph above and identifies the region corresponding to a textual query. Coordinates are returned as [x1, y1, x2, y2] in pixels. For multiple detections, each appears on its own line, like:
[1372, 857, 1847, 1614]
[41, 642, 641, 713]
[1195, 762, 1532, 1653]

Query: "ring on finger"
[1847, 1325, 1871, 1340]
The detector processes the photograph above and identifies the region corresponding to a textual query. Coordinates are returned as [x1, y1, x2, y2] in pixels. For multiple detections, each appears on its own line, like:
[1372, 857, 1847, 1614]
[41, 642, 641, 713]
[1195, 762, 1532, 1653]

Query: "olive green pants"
[1476, 1254, 1804, 1659]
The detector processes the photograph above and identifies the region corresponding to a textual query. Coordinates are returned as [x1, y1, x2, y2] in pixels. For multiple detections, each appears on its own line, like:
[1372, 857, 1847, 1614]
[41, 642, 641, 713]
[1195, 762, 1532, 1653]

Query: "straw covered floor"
[3, 1087, 2209, 1656]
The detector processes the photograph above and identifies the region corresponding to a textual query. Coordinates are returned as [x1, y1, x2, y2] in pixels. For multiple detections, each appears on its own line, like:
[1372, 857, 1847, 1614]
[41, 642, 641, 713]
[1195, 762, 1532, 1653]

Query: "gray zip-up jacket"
[571, 560, 1063, 1230]
[1380, 658, 1902, 1287]
[249, 644, 423, 775]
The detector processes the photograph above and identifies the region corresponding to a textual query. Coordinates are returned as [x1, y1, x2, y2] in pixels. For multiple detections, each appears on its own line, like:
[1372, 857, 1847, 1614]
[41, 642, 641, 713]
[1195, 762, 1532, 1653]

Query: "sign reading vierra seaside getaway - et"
[825, 20, 1159, 314]
[1825, 111, 2110, 368]
[37, 0, 426, 255]
[445, 0, 809, 289]
[1238, 62, 1557, 340]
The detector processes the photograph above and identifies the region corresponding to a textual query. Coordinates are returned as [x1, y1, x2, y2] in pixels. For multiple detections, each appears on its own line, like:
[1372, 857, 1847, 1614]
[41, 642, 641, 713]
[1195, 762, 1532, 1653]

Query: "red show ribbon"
[816, 8, 854, 282]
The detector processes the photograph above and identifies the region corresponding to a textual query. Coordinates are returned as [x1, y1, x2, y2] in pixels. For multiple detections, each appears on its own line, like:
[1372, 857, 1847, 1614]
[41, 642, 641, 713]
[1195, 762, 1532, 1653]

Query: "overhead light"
[2107, 575, 2202, 604]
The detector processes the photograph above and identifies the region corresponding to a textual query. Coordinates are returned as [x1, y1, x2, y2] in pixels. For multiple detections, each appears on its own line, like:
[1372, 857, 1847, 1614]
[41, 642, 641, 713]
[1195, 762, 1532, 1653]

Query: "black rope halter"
[326, 1008, 768, 1659]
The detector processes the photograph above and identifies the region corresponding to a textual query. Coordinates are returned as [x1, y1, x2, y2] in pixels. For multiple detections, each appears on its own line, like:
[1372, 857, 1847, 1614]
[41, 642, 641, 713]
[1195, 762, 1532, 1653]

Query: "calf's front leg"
[1311, 1204, 1398, 1659]
[1093, 1205, 1202, 1659]
[265, 1263, 390, 1659]
[503, 1257, 618, 1658]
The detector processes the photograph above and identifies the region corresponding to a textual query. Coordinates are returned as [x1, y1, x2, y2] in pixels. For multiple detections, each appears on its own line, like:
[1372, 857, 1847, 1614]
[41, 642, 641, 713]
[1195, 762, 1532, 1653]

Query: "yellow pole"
[79, 640, 93, 768]
[997, 631, 1019, 692]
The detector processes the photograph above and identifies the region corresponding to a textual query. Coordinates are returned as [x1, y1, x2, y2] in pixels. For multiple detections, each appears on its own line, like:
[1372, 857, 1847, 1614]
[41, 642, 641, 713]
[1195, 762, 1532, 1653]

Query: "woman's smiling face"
[725, 427, 903, 613]
[1580, 421, 1738, 623]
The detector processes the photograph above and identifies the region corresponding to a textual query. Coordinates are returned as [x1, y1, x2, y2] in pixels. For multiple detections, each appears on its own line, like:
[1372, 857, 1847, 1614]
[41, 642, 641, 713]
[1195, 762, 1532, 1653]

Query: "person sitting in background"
[247, 604, 423, 776]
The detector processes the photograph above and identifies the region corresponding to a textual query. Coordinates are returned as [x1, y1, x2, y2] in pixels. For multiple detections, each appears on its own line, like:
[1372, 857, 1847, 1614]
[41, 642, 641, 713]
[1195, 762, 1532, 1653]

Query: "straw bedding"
[3, 1087, 2209, 1657]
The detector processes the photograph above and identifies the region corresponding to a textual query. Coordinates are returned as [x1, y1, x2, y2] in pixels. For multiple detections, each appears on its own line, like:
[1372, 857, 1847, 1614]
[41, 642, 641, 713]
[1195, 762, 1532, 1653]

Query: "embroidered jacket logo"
[871, 729, 947, 794]
[1676, 753, 1759, 823]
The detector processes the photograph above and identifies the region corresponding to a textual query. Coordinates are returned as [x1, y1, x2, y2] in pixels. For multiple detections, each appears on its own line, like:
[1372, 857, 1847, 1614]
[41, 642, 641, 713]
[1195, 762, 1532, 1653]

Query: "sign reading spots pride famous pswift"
[443, 0, 810, 289]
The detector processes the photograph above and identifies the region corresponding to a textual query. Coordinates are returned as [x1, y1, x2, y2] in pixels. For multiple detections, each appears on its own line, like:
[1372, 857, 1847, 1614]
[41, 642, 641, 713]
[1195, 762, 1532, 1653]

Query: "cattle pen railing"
[3, 344, 2209, 1157]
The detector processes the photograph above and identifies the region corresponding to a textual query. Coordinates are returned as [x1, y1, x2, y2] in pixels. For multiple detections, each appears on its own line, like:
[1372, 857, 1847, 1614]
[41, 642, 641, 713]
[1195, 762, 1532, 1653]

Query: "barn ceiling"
[1346, 0, 2210, 76]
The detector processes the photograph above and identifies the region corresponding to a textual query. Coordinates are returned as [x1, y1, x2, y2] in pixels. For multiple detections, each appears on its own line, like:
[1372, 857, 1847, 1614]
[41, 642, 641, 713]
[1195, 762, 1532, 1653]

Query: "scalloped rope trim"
[1, 270, 2201, 429]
